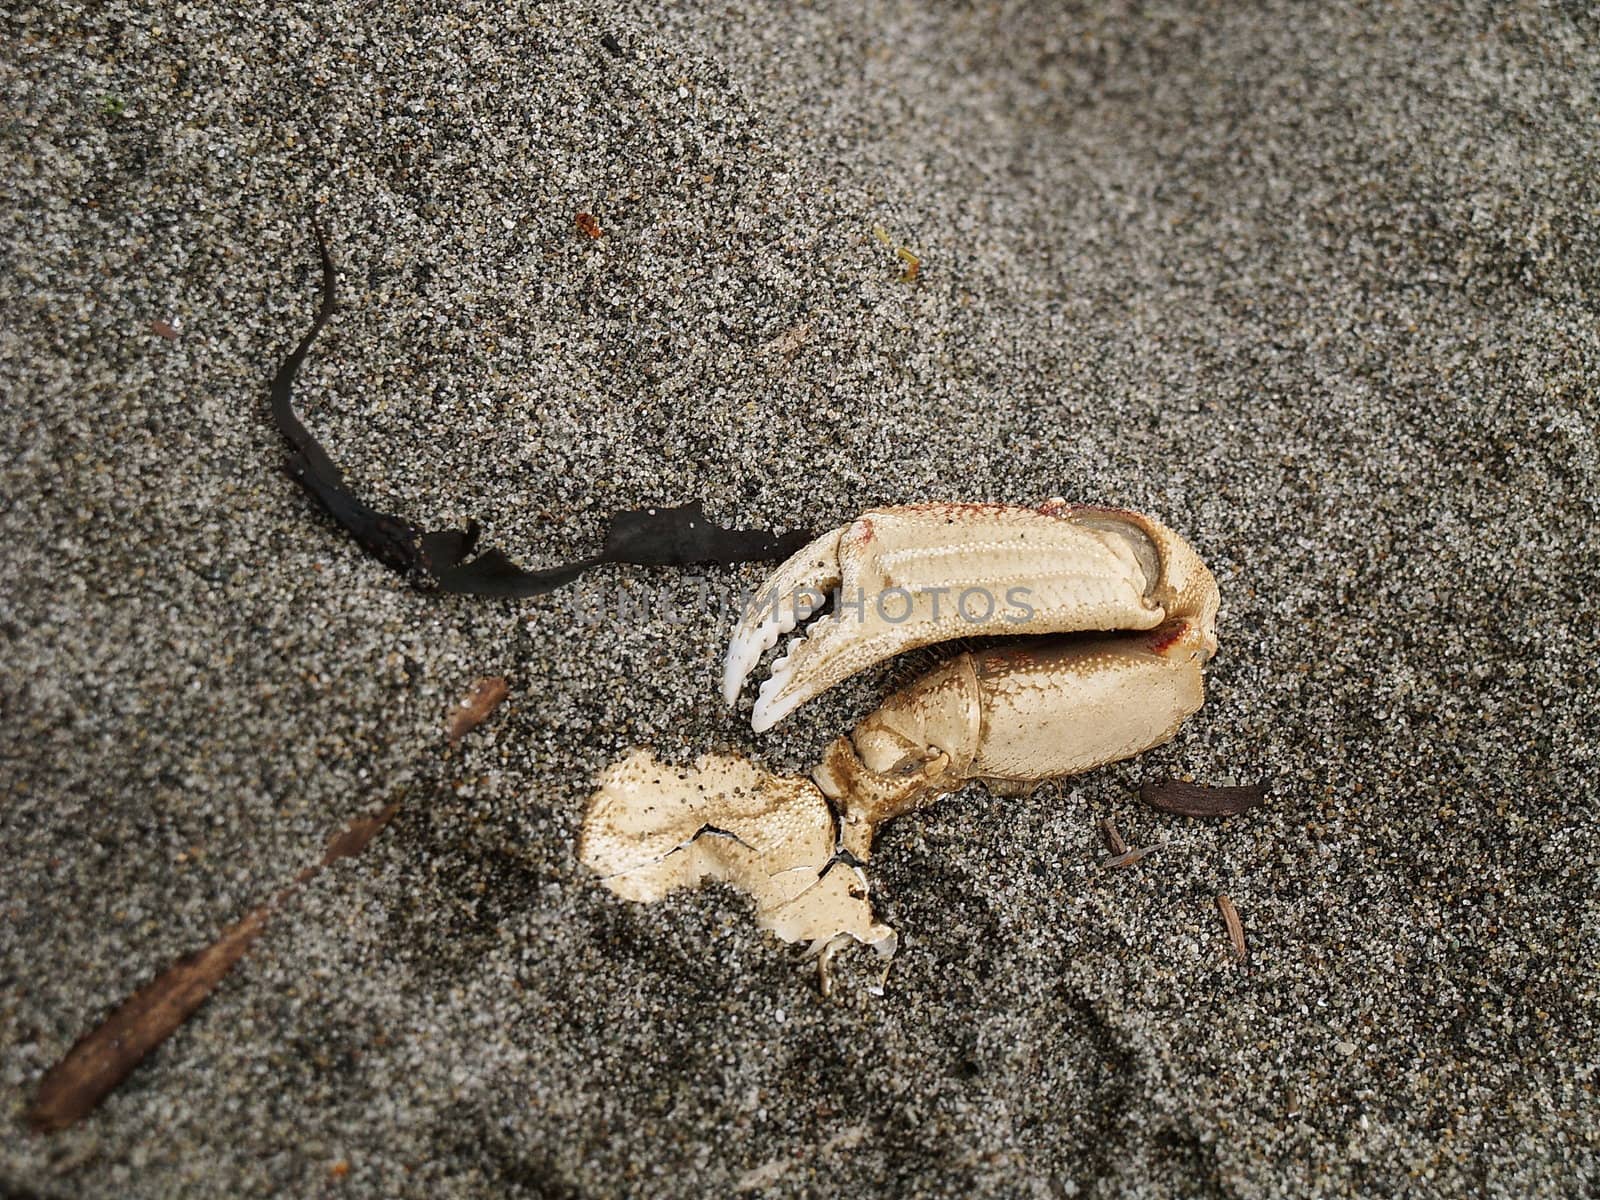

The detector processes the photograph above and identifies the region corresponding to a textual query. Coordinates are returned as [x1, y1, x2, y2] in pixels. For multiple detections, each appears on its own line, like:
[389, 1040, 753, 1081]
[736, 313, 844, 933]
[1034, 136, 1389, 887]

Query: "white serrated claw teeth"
[722, 599, 804, 706]
[722, 613, 785, 705]
[751, 690, 805, 734]
[722, 526, 845, 707]
[750, 639, 810, 732]
[750, 678, 784, 734]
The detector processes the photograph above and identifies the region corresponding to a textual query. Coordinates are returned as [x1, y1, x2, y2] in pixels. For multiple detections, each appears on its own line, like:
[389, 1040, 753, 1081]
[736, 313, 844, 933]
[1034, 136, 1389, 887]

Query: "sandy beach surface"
[3, 1, 1596, 1195]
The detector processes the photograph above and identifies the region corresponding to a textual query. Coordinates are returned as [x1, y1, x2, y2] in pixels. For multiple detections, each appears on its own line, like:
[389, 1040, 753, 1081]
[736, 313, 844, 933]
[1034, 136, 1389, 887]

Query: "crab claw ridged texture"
[724, 501, 1219, 732]
[811, 618, 1211, 831]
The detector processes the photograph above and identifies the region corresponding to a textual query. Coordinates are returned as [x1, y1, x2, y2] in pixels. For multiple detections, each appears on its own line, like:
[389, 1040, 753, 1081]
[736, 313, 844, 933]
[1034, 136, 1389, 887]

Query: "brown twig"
[27, 801, 401, 1132]
[27, 908, 272, 1133]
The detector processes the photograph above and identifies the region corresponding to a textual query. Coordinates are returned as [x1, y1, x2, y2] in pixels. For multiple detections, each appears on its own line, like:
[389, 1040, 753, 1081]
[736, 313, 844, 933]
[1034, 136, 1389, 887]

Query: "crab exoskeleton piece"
[582, 500, 1221, 966]
[811, 618, 1214, 839]
[723, 500, 1219, 733]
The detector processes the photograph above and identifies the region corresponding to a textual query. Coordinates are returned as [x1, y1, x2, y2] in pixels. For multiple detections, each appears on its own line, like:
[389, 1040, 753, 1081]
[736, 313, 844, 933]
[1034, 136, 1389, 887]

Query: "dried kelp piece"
[427, 502, 812, 598]
[271, 222, 810, 595]
[27, 801, 401, 1133]
[1140, 778, 1268, 818]
[599, 501, 810, 566]
[446, 676, 510, 743]
[270, 224, 430, 580]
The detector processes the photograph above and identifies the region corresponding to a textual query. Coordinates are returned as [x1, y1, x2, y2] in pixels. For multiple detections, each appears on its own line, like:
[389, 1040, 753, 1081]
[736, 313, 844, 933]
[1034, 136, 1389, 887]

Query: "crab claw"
[723, 501, 1219, 732]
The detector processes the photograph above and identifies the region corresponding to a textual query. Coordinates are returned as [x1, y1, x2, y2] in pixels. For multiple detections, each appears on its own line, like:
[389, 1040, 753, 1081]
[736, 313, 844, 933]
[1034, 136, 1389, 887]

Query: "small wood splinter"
[1103, 845, 1159, 869]
[1216, 893, 1247, 963]
[447, 676, 510, 744]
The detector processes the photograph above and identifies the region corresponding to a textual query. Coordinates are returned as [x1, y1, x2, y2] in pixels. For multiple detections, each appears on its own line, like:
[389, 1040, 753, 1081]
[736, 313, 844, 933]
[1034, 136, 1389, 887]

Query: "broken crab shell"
[723, 500, 1218, 731]
[579, 750, 897, 955]
[583, 500, 1222, 967]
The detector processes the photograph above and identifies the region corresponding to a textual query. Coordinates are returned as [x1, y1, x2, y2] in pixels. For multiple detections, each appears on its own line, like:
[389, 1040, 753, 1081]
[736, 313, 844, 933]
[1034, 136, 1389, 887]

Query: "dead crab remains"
[580, 500, 1221, 967]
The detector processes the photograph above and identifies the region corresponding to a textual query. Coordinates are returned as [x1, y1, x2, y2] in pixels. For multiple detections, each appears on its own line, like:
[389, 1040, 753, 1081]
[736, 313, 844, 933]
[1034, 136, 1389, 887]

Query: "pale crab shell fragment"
[579, 750, 895, 953]
[723, 501, 1218, 732]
